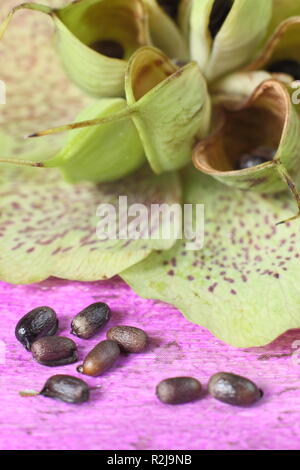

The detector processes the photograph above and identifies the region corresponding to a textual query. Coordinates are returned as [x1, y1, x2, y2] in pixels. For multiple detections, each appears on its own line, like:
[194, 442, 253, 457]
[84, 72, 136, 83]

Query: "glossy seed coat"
[31, 336, 78, 366]
[40, 375, 89, 404]
[208, 372, 262, 406]
[106, 326, 148, 353]
[209, 0, 234, 39]
[71, 302, 111, 339]
[89, 39, 125, 59]
[15, 306, 58, 350]
[237, 146, 275, 170]
[156, 377, 202, 404]
[79, 340, 120, 377]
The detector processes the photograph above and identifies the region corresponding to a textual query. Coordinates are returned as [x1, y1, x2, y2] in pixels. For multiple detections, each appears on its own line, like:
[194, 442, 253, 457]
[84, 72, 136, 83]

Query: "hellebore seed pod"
[106, 326, 148, 353]
[71, 302, 111, 339]
[189, 0, 273, 81]
[208, 372, 262, 406]
[156, 377, 202, 404]
[0, 0, 150, 98]
[23, 46, 210, 179]
[15, 306, 58, 351]
[78, 340, 120, 376]
[31, 336, 78, 366]
[40, 375, 90, 404]
[244, 11, 300, 83]
[193, 79, 300, 223]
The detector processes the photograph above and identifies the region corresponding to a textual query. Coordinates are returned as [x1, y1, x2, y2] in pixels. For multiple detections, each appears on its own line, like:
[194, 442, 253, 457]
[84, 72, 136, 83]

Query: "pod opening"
[157, 0, 180, 21]
[267, 59, 300, 80]
[209, 0, 234, 39]
[59, 0, 147, 61]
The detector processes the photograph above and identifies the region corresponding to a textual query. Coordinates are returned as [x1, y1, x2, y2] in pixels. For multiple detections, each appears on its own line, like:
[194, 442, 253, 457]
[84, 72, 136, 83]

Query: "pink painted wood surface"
[0, 277, 300, 450]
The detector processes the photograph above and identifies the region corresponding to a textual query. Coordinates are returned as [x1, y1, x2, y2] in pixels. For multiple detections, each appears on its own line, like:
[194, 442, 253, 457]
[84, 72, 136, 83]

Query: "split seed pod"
[193, 79, 300, 223]
[0, 0, 150, 98]
[189, 0, 273, 82]
[23, 46, 211, 179]
[244, 12, 300, 84]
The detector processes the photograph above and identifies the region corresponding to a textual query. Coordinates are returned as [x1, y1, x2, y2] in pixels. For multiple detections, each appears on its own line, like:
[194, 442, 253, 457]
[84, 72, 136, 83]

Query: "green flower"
[1, 0, 300, 347]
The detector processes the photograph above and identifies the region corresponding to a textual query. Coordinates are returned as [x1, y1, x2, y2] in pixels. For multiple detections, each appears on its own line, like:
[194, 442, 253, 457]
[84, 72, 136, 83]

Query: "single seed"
[89, 39, 125, 59]
[209, 0, 234, 39]
[237, 146, 275, 170]
[78, 340, 120, 377]
[71, 302, 111, 339]
[106, 326, 148, 353]
[156, 377, 202, 404]
[208, 372, 262, 406]
[40, 375, 89, 404]
[31, 336, 78, 366]
[267, 59, 300, 80]
[15, 306, 58, 351]
[157, 0, 180, 20]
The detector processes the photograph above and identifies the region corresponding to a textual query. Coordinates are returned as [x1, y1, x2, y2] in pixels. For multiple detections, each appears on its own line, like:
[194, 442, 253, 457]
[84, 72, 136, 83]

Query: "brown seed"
[89, 39, 124, 59]
[208, 372, 262, 406]
[79, 340, 120, 377]
[40, 375, 89, 404]
[31, 336, 78, 367]
[156, 377, 202, 404]
[71, 302, 111, 339]
[15, 306, 58, 350]
[106, 326, 148, 353]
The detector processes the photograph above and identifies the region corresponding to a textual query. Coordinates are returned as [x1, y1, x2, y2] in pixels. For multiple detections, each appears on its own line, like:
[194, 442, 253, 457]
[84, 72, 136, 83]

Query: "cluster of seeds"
[16, 303, 148, 404]
[16, 305, 262, 407]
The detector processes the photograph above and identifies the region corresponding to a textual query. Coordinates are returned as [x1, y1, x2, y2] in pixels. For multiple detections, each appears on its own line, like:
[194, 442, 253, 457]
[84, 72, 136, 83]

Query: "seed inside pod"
[156, 377, 202, 404]
[78, 340, 120, 377]
[31, 336, 78, 367]
[15, 306, 58, 351]
[267, 59, 300, 81]
[40, 375, 89, 404]
[106, 326, 148, 353]
[157, 0, 180, 20]
[237, 146, 275, 170]
[209, 0, 234, 39]
[71, 302, 111, 339]
[208, 372, 262, 406]
[89, 39, 125, 59]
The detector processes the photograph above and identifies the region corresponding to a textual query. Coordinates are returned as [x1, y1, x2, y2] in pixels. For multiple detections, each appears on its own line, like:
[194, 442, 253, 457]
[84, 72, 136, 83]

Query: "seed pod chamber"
[193, 80, 300, 218]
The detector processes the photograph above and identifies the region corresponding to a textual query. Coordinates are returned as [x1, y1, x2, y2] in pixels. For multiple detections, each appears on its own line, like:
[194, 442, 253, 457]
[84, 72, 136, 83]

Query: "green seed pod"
[245, 15, 300, 83]
[189, 0, 273, 82]
[0, 0, 150, 98]
[19, 46, 210, 179]
[124, 46, 211, 173]
[41, 98, 145, 183]
[143, 0, 188, 60]
[193, 79, 300, 223]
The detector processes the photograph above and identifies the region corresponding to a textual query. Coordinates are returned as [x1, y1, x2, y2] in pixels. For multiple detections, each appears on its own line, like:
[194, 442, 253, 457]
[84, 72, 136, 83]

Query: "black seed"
[89, 39, 125, 59]
[156, 377, 202, 404]
[157, 0, 180, 20]
[15, 306, 58, 351]
[172, 58, 189, 67]
[79, 340, 120, 377]
[31, 336, 78, 366]
[209, 0, 234, 39]
[71, 302, 111, 339]
[107, 326, 148, 353]
[267, 59, 300, 80]
[40, 375, 89, 404]
[237, 146, 275, 170]
[208, 372, 262, 406]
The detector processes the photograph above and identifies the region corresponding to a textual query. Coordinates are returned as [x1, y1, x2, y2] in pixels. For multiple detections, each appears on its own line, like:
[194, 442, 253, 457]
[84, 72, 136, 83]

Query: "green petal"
[190, 0, 273, 81]
[0, 165, 181, 284]
[123, 167, 300, 347]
